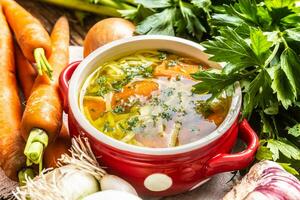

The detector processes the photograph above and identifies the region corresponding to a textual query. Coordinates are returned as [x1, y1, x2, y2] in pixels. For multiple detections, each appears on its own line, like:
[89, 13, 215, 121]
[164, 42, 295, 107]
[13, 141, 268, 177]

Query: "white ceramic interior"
[68, 35, 242, 155]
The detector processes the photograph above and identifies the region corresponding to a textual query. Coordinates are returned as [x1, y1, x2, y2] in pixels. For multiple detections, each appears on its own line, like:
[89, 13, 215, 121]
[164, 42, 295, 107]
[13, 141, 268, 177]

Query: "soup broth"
[80, 50, 231, 148]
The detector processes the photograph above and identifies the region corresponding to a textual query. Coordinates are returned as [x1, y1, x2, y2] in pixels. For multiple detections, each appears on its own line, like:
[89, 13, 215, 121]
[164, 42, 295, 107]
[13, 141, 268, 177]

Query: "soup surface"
[80, 50, 231, 148]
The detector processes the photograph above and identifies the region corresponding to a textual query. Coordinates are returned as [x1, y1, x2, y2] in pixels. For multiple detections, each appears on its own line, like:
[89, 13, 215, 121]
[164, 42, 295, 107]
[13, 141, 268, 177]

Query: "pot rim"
[68, 35, 242, 155]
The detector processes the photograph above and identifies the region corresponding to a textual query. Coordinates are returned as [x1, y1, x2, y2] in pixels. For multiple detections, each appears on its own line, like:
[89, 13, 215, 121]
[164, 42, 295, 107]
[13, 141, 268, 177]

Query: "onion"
[83, 18, 135, 57]
[82, 190, 142, 200]
[100, 174, 137, 196]
[14, 137, 106, 200]
[223, 161, 300, 200]
[14, 166, 101, 200]
[14, 137, 141, 200]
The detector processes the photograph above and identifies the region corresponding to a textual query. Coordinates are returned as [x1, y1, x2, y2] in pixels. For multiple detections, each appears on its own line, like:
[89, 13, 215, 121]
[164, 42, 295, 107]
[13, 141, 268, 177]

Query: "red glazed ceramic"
[59, 36, 259, 197]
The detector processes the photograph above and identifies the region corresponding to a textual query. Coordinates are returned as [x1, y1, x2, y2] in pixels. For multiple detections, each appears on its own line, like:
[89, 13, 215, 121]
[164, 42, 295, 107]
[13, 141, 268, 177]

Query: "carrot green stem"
[34, 48, 53, 79]
[24, 128, 48, 173]
[35, 0, 121, 17]
[18, 168, 36, 186]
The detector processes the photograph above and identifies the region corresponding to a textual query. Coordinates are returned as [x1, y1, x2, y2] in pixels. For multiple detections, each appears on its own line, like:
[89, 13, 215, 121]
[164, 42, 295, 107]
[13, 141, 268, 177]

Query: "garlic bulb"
[100, 174, 137, 195]
[83, 190, 142, 200]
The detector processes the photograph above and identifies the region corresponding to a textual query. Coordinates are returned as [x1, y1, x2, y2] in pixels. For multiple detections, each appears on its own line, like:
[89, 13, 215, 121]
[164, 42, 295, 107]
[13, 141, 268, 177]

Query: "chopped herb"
[96, 87, 110, 97]
[152, 115, 158, 126]
[158, 51, 167, 60]
[178, 92, 183, 103]
[162, 103, 169, 110]
[195, 100, 214, 118]
[191, 128, 200, 133]
[175, 76, 181, 81]
[164, 87, 174, 96]
[113, 105, 125, 113]
[103, 122, 114, 132]
[160, 112, 172, 120]
[167, 60, 177, 67]
[151, 97, 161, 105]
[96, 76, 107, 84]
[127, 116, 139, 130]
[111, 80, 124, 92]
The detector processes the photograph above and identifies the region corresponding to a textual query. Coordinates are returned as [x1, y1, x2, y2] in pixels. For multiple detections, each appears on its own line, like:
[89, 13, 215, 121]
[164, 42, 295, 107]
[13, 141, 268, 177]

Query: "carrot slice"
[153, 60, 201, 78]
[83, 96, 106, 120]
[111, 80, 159, 107]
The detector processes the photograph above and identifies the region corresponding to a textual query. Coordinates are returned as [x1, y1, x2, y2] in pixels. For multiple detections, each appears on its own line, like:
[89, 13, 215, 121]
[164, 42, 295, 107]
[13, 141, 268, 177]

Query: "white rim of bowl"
[69, 35, 242, 155]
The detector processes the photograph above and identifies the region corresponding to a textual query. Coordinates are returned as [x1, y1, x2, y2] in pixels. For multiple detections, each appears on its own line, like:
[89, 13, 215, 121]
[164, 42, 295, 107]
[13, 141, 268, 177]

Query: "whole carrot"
[0, 5, 26, 181]
[44, 125, 71, 168]
[16, 43, 71, 170]
[21, 16, 69, 171]
[1, 0, 53, 78]
[15, 45, 37, 100]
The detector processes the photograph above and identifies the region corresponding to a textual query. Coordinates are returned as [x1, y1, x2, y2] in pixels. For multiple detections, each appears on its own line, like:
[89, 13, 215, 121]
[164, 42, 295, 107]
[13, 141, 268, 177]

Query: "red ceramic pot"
[59, 36, 259, 197]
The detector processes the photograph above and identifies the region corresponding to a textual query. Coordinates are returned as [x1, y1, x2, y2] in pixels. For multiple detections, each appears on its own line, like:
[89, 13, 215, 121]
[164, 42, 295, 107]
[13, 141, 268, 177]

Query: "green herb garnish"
[192, 0, 300, 175]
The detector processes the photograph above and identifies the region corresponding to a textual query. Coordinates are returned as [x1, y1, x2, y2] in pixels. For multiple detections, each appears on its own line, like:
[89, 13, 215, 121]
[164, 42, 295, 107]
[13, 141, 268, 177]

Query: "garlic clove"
[82, 190, 142, 200]
[100, 174, 138, 196]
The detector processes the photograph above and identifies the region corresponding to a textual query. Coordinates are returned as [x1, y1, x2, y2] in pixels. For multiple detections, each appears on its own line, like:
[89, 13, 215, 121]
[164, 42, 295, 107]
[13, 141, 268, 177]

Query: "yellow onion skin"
[83, 18, 135, 57]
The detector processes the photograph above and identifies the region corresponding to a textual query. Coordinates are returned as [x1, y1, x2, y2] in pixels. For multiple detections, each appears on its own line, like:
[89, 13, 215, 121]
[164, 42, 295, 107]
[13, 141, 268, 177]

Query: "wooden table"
[0, 1, 240, 199]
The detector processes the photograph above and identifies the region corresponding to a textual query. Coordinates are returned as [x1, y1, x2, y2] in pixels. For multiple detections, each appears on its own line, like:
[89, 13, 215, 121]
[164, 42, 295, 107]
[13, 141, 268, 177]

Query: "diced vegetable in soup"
[81, 50, 231, 148]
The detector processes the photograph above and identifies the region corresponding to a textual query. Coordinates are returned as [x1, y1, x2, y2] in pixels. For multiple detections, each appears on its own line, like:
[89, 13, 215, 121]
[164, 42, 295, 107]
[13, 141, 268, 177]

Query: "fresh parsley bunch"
[192, 0, 300, 175]
[120, 0, 212, 41]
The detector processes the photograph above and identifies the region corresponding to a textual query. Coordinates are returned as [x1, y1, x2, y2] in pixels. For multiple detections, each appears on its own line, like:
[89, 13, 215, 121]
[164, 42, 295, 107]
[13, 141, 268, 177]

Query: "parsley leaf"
[210, 13, 244, 27]
[224, 0, 259, 25]
[285, 27, 300, 42]
[271, 66, 295, 109]
[243, 69, 274, 118]
[281, 48, 300, 93]
[267, 138, 300, 160]
[119, 0, 211, 42]
[265, 0, 295, 9]
[288, 124, 300, 137]
[192, 70, 240, 99]
[271, 48, 300, 109]
[135, 0, 172, 9]
[119, 5, 153, 23]
[256, 145, 273, 160]
[279, 163, 299, 175]
[179, 1, 206, 40]
[250, 28, 273, 61]
[136, 8, 176, 35]
[202, 27, 260, 74]
[191, 0, 211, 13]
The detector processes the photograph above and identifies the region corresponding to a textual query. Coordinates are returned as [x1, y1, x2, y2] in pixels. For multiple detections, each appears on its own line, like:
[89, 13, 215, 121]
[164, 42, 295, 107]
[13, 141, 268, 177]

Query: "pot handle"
[205, 119, 259, 176]
[59, 61, 81, 113]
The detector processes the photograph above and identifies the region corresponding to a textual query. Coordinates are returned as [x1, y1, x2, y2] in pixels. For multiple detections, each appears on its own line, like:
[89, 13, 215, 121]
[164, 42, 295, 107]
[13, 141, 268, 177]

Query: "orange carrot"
[154, 60, 202, 79]
[15, 45, 37, 100]
[1, 0, 52, 78]
[44, 125, 71, 169]
[83, 96, 106, 120]
[21, 16, 69, 171]
[16, 38, 71, 170]
[0, 5, 26, 181]
[112, 80, 159, 107]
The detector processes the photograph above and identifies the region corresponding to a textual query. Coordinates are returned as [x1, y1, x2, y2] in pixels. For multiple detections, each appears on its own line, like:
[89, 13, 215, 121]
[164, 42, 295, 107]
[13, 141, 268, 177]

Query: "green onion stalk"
[35, 0, 137, 17]
[24, 128, 49, 173]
